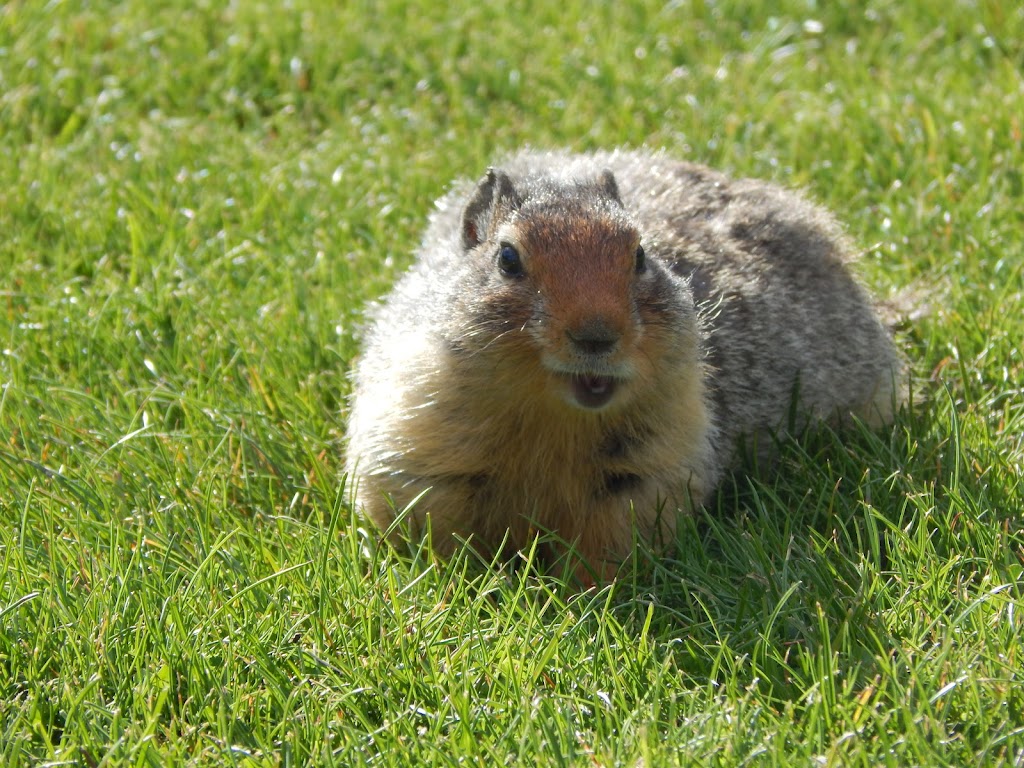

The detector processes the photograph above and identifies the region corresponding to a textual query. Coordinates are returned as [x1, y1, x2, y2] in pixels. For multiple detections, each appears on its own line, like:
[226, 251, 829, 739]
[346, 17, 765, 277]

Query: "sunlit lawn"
[1, 1, 1022, 764]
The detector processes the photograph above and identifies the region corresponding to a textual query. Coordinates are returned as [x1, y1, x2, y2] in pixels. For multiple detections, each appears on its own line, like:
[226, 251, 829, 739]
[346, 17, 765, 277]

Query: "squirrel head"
[458, 165, 686, 412]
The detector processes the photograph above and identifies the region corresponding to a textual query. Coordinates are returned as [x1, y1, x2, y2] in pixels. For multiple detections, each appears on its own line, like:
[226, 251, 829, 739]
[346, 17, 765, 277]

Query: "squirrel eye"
[497, 243, 523, 277]
[635, 245, 646, 274]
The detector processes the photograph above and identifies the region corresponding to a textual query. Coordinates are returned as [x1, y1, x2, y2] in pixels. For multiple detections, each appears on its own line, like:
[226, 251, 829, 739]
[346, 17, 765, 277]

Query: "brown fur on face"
[516, 206, 639, 370]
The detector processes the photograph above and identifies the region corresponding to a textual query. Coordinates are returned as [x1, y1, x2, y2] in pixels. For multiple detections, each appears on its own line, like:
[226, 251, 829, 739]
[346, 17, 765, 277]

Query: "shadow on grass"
[377, 389, 1018, 705]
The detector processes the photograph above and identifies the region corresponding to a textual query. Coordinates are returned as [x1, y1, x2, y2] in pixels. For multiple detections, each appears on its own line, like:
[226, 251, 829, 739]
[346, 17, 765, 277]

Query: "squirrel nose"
[566, 320, 621, 355]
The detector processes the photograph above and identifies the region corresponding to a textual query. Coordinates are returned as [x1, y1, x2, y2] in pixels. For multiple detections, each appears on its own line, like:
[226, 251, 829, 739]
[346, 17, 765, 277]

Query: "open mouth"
[569, 373, 618, 410]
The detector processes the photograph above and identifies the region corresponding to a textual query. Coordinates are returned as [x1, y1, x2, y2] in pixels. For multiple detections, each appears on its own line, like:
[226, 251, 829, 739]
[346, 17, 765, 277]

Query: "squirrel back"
[345, 149, 903, 579]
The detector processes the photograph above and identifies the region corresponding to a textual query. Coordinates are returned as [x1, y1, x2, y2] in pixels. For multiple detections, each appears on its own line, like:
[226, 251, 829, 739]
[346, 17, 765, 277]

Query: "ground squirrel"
[345, 149, 903, 580]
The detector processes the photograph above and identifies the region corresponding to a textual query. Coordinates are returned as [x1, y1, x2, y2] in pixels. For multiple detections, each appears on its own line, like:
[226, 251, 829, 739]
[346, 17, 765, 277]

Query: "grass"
[1, 0, 1022, 764]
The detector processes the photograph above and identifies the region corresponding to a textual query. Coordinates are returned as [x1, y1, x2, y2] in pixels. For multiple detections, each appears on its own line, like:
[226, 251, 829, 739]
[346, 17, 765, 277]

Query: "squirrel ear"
[461, 168, 521, 250]
[598, 169, 622, 203]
